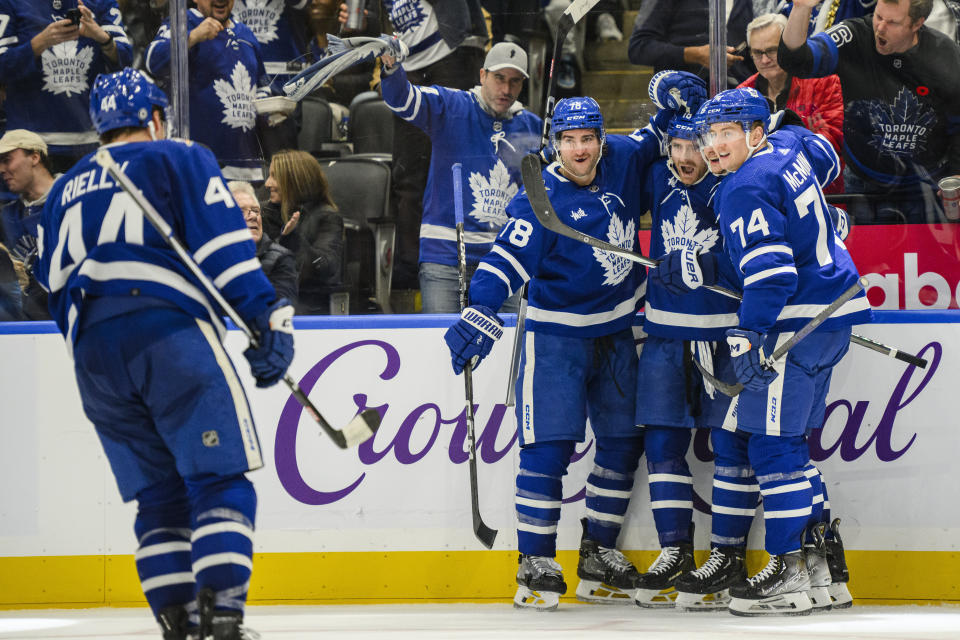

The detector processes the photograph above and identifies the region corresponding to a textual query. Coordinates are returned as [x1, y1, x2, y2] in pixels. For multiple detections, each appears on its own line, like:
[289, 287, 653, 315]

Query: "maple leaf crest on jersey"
[468, 159, 518, 227]
[42, 41, 94, 97]
[661, 202, 718, 255]
[233, 0, 285, 44]
[214, 62, 257, 131]
[592, 213, 635, 286]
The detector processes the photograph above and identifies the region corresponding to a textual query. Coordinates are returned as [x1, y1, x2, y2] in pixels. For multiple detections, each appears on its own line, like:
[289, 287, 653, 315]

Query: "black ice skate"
[197, 589, 260, 640]
[824, 518, 853, 609]
[805, 522, 833, 611]
[157, 605, 190, 640]
[728, 550, 813, 616]
[674, 546, 746, 611]
[575, 518, 641, 605]
[634, 541, 695, 608]
[514, 553, 568, 611]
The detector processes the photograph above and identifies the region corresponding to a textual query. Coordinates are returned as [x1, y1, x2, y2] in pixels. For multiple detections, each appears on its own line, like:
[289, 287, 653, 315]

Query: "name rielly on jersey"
[59, 161, 132, 206]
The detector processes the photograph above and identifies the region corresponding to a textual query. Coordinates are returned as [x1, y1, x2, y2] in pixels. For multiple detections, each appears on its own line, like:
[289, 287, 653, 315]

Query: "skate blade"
[574, 580, 635, 605]
[675, 589, 731, 612]
[807, 586, 833, 611]
[514, 586, 560, 611]
[828, 582, 853, 608]
[729, 591, 813, 617]
[634, 586, 678, 608]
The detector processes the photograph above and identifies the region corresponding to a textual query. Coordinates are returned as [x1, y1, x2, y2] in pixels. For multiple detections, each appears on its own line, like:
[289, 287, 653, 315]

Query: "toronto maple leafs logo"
[387, 0, 427, 34]
[592, 214, 635, 286]
[468, 159, 518, 227]
[214, 62, 257, 131]
[852, 88, 936, 158]
[661, 202, 718, 255]
[598, 192, 625, 216]
[570, 208, 587, 221]
[233, 0, 284, 43]
[41, 41, 93, 97]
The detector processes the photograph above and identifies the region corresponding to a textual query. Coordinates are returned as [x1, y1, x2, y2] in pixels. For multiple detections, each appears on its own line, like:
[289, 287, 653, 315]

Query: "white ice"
[2, 603, 960, 639]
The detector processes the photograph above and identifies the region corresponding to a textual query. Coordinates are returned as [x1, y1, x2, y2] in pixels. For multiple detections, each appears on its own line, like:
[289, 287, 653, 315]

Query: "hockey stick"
[693, 278, 867, 397]
[520, 153, 929, 370]
[93, 148, 380, 450]
[537, 0, 603, 154]
[504, 288, 526, 407]
[453, 162, 498, 549]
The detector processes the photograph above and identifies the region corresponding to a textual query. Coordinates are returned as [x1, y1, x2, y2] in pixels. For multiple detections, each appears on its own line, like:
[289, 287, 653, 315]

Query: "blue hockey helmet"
[667, 114, 697, 142]
[695, 87, 770, 137]
[89, 68, 169, 136]
[552, 97, 605, 144]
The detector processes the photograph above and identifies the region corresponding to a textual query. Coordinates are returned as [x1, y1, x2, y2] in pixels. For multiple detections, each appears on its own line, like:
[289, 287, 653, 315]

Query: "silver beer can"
[345, 0, 363, 30]
[939, 176, 960, 221]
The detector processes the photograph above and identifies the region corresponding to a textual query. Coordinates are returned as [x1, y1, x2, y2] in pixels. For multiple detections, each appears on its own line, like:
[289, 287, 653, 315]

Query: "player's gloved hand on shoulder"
[244, 298, 295, 388]
[648, 70, 707, 118]
[828, 205, 849, 241]
[726, 328, 778, 391]
[443, 305, 503, 375]
[651, 246, 717, 295]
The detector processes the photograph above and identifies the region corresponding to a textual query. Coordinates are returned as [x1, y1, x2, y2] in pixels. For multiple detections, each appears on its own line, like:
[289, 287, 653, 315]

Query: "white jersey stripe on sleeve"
[491, 244, 530, 282]
[213, 257, 262, 289]
[194, 228, 255, 264]
[739, 244, 793, 271]
[476, 263, 514, 296]
[743, 265, 797, 286]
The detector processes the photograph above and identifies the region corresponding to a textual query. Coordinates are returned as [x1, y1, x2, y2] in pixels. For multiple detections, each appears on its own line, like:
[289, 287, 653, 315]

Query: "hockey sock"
[750, 435, 812, 555]
[586, 436, 645, 548]
[644, 427, 693, 547]
[516, 440, 576, 557]
[803, 462, 825, 543]
[134, 475, 195, 622]
[710, 429, 758, 548]
[185, 473, 257, 616]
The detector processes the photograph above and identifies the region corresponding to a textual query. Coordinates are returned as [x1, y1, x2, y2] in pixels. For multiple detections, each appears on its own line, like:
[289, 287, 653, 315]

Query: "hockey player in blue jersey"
[628, 74, 745, 609]
[444, 97, 665, 610]
[379, 41, 541, 313]
[146, 0, 271, 181]
[34, 69, 294, 640]
[655, 87, 871, 616]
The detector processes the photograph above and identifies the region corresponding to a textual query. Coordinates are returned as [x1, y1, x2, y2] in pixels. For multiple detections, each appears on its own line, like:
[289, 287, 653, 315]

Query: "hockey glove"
[651, 246, 718, 296]
[726, 328, 778, 391]
[443, 305, 504, 375]
[828, 205, 849, 241]
[244, 299, 295, 388]
[648, 70, 707, 118]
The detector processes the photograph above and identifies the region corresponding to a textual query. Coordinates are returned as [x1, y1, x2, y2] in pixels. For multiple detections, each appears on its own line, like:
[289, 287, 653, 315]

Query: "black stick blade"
[692, 359, 744, 398]
[473, 519, 497, 550]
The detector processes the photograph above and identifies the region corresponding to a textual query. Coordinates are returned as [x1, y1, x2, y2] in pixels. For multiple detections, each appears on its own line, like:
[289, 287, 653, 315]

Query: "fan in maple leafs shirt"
[231, 0, 310, 94]
[146, 4, 270, 181]
[379, 50, 541, 313]
[0, 0, 133, 170]
[778, 1, 960, 222]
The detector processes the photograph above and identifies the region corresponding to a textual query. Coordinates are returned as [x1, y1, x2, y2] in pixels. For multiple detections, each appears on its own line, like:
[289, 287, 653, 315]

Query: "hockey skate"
[514, 554, 567, 611]
[674, 546, 746, 611]
[634, 542, 695, 607]
[575, 519, 641, 605]
[157, 605, 191, 640]
[197, 589, 260, 640]
[805, 523, 833, 612]
[824, 518, 853, 609]
[728, 551, 813, 616]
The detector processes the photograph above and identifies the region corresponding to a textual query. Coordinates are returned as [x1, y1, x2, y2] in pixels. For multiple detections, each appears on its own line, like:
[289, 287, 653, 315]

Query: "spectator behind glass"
[0, 0, 132, 173]
[232, 0, 311, 94]
[776, 0, 960, 43]
[145, 0, 270, 181]
[779, 0, 960, 224]
[738, 13, 844, 194]
[0, 243, 27, 321]
[262, 150, 345, 315]
[340, 0, 489, 292]
[229, 180, 299, 306]
[628, 0, 755, 86]
[0, 129, 58, 320]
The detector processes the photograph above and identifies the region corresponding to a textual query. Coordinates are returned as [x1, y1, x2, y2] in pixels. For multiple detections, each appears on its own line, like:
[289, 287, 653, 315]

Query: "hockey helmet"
[667, 114, 697, 142]
[695, 88, 770, 143]
[552, 97, 605, 145]
[89, 68, 169, 136]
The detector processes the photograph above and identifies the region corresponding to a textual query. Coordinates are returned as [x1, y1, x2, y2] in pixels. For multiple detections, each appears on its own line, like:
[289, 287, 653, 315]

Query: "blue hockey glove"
[726, 328, 779, 391]
[443, 305, 504, 375]
[828, 205, 849, 241]
[648, 70, 707, 118]
[244, 299, 295, 388]
[651, 247, 718, 295]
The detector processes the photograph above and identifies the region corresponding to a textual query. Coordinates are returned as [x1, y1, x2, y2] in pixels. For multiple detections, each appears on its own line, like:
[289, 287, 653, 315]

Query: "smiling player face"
[556, 129, 602, 186]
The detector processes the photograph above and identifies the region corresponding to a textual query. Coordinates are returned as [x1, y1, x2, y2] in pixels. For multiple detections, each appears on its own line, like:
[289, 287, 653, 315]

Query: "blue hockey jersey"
[715, 128, 872, 335]
[1, 195, 48, 263]
[232, 0, 309, 92]
[146, 9, 269, 180]
[642, 163, 740, 340]
[0, 0, 133, 152]
[35, 139, 275, 352]
[380, 65, 541, 267]
[469, 134, 661, 338]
